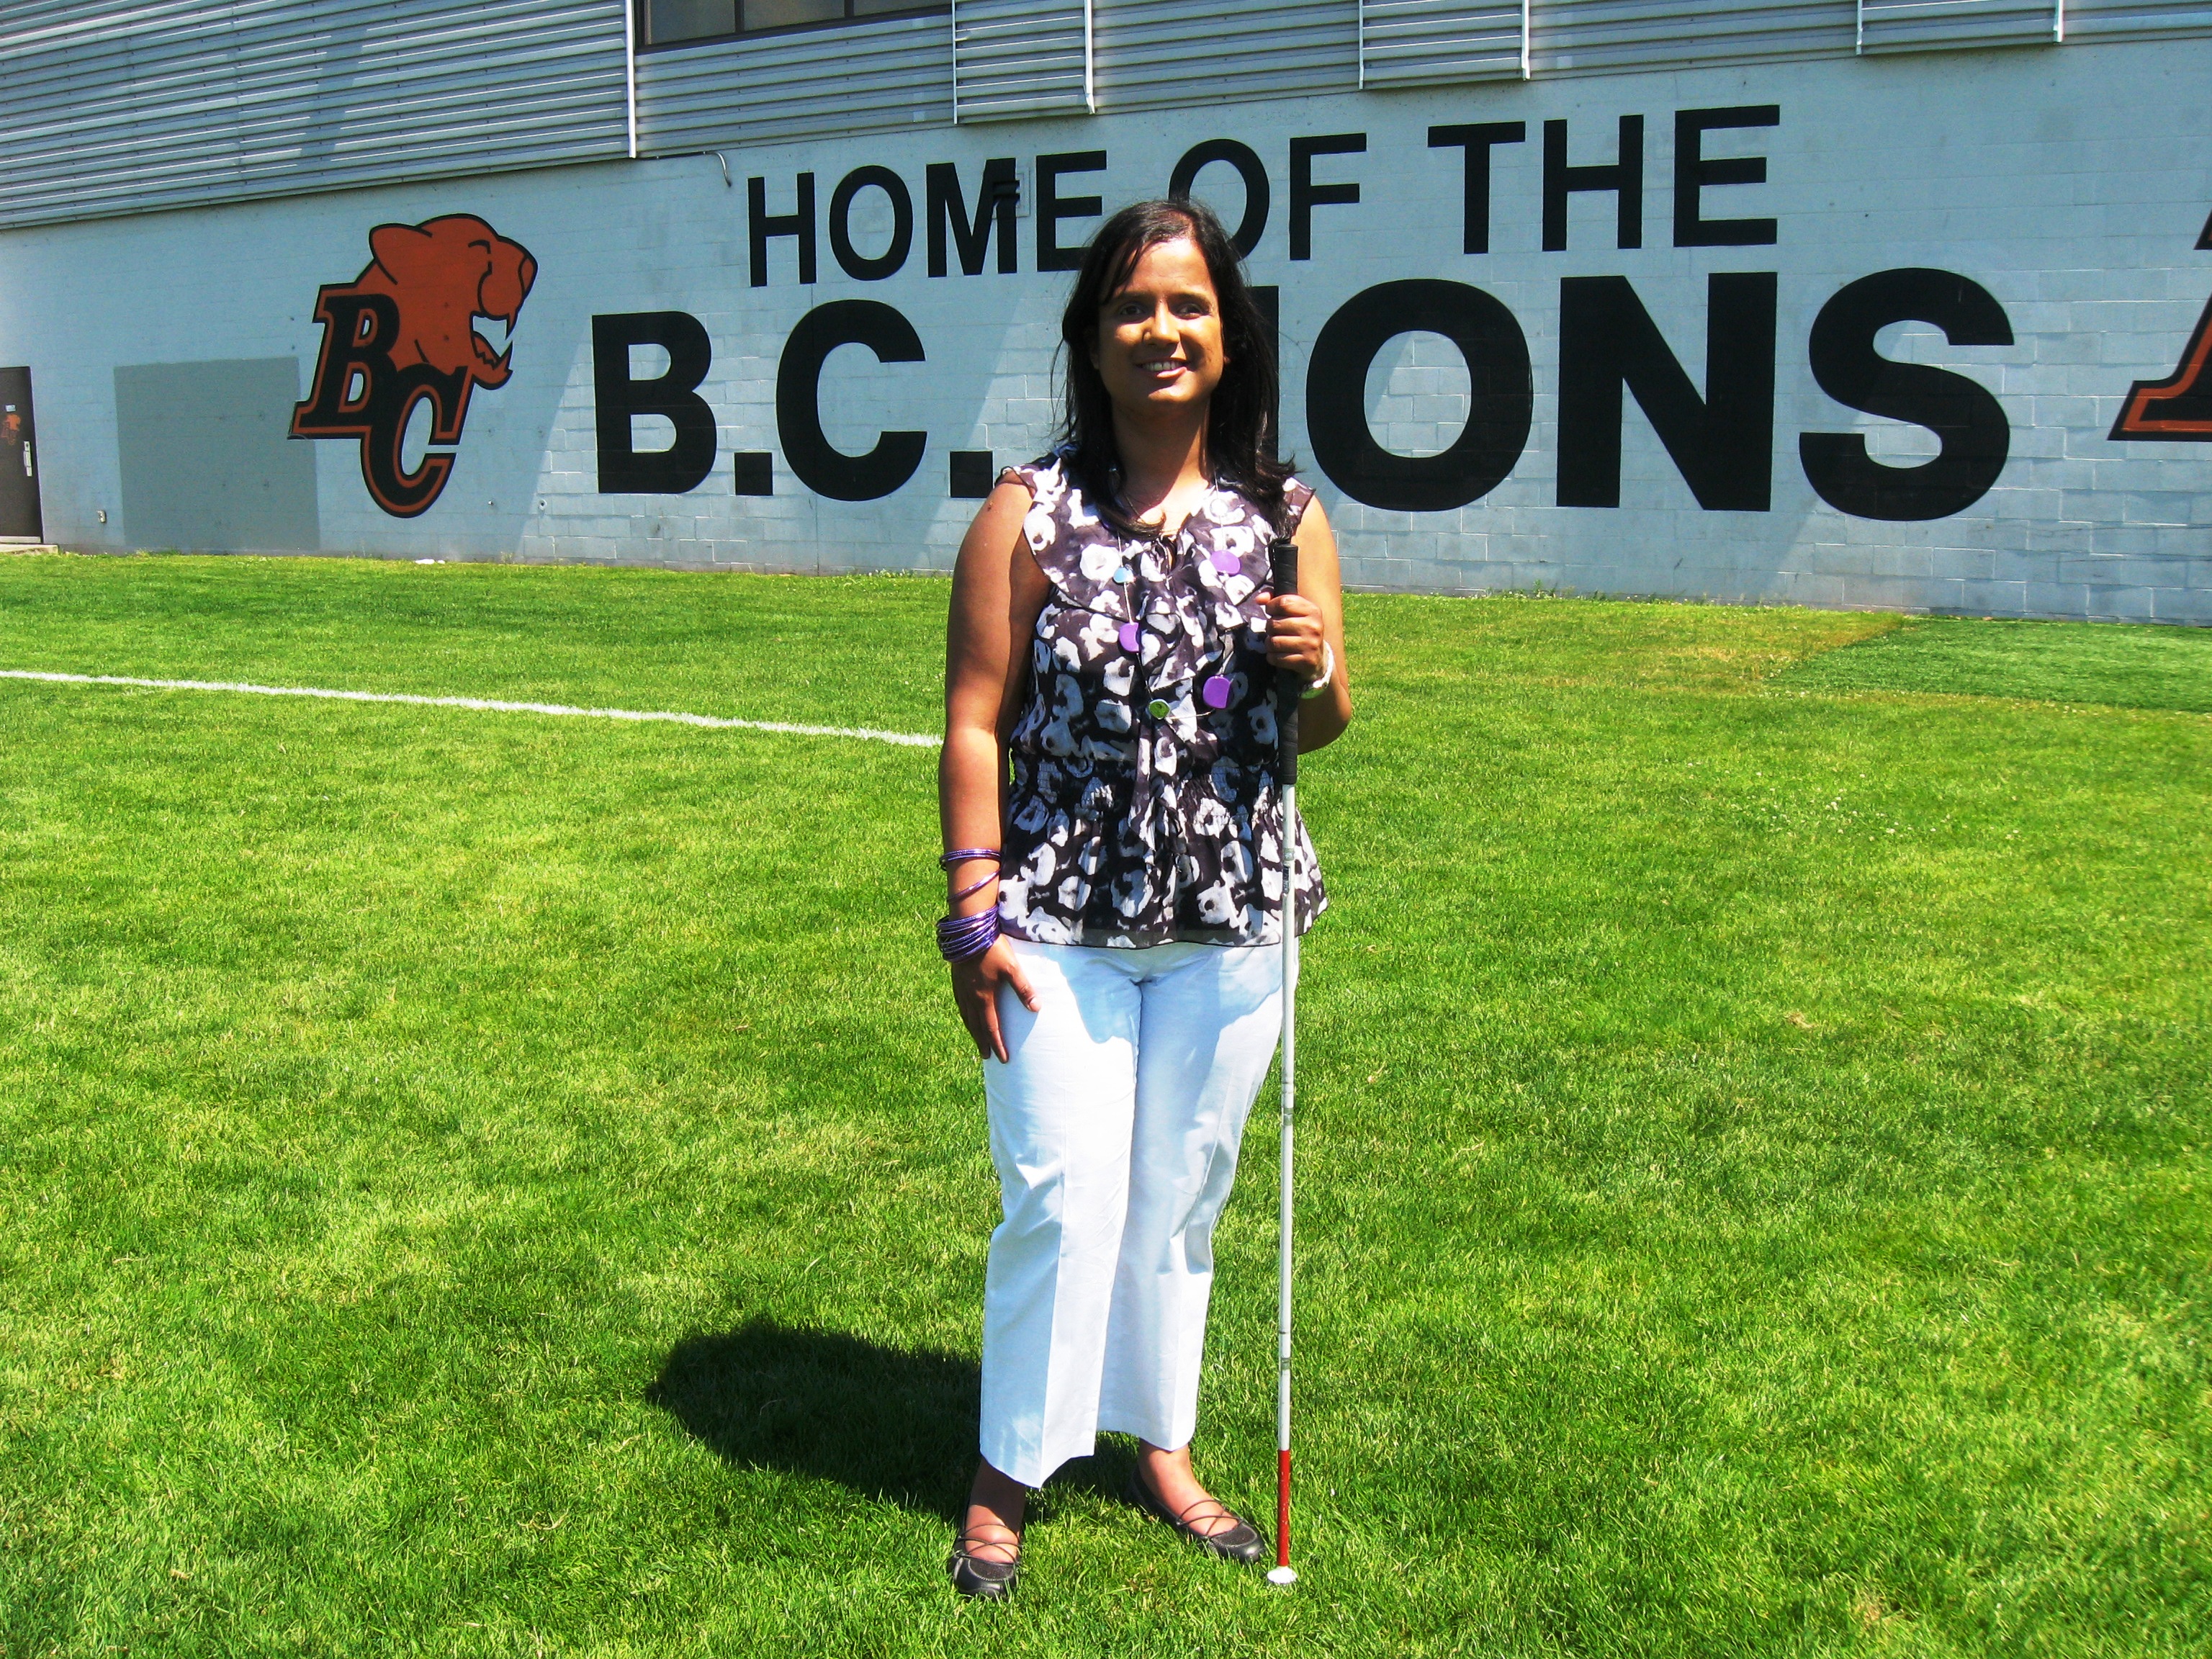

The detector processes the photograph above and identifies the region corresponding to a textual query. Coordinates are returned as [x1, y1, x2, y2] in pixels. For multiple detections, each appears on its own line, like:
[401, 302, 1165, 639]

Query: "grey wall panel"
[636, 12, 953, 152]
[1856, 0, 2062, 52]
[2067, 0, 2212, 37]
[114, 359, 320, 554]
[0, 2, 629, 231]
[1362, 0, 1526, 86]
[954, 0, 1092, 122]
[1089, 0, 1357, 114]
[1530, 1, 1857, 73]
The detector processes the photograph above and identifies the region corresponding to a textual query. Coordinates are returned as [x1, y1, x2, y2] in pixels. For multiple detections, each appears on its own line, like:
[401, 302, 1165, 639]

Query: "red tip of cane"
[1277, 1449, 1292, 1567]
[1267, 1450, 1295, 1583]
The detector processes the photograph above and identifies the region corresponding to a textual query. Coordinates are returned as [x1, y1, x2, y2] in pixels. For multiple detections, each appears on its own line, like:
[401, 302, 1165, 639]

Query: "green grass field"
[1, 555, 2206, 1658]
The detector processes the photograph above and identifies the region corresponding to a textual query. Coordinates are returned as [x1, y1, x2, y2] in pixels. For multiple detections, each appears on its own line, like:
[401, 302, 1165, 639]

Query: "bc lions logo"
[291, 215, 538, 516]
[2110, 210, 2212, 441]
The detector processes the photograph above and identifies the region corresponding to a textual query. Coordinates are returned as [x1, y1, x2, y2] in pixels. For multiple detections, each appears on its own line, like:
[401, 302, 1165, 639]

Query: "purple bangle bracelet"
[938, 850, 1003, 958]
[937, 908, 999, 962]
[950, 869, 999, 903]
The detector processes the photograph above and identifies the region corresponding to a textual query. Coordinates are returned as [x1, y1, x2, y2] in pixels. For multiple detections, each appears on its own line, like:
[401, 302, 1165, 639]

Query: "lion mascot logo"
[292, 215, 538, 516]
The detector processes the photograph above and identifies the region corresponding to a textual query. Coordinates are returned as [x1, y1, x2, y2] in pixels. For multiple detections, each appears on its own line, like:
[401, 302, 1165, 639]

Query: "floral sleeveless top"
[996, 449, 1326, 949]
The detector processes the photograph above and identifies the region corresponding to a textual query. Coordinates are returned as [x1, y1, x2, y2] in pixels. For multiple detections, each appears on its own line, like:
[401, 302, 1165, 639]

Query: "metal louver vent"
[953, 0, 1092, 122]
[1857, 0, 2064, 51]
[635, 12, 953, 155]
[2064, 0, 2212, 37]
[1088, 0, 1357, 114]
[1529, 2, 1860, 75]
[0, 0, 630, 231]
[1360, 0, 1528, 86]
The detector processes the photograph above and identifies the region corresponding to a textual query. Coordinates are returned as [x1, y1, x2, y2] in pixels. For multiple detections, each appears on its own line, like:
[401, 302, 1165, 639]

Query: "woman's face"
[1092, 235, 1228, 420]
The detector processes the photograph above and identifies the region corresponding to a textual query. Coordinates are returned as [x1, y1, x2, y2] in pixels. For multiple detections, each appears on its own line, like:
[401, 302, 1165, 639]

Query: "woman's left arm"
[1264, 496, 1354, 752]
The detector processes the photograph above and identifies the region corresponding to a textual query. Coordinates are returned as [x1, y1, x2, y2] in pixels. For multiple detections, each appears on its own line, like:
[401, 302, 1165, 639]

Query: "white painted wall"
[2, 37, 2206, 621]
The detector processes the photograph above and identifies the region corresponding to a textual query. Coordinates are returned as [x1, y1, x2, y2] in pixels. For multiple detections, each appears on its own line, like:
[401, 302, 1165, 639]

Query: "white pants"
[978, 938, 1285, 1488]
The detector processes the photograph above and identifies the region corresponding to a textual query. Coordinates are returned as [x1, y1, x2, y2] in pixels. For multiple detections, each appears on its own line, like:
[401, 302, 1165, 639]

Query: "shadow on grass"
[648, 1320, 992, 1518]
[649, 1321, 1130, 1519]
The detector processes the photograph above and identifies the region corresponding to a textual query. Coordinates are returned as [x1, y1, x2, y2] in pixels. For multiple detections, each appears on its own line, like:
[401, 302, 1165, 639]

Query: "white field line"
[0, 669, 938, 748]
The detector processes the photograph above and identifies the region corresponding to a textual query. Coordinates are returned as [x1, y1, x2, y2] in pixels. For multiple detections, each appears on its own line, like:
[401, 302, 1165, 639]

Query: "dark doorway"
[0, 367, 41, 541]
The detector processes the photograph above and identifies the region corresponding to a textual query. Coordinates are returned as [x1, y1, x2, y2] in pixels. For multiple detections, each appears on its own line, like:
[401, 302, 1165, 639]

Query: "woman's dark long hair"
[1057, 197, 1293, 534]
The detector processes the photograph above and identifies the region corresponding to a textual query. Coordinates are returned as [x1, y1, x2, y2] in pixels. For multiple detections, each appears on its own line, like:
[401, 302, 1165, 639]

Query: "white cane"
[1266, 536, 1301, 1588]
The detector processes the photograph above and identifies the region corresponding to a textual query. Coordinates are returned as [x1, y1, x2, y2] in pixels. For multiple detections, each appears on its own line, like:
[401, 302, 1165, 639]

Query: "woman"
[936, 197, 1353, 1599]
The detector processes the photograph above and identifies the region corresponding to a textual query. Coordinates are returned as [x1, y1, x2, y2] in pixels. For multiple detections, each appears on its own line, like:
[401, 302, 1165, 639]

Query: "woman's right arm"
[940, 480, 1051, 1063]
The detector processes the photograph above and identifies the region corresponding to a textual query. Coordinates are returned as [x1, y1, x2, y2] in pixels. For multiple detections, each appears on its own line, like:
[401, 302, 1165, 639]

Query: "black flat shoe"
[946, 1529, 1020, 1601]
[1123, 1470, 1269, 1565]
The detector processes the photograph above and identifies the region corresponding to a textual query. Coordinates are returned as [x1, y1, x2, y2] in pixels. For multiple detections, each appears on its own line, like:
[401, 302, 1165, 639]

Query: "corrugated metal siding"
[1856, 0, 2062, 51]
[1089, 0, 1357, 114]
[0, 1, 628, 231]
[637, 12, 952, 153]
[1362, 1, 1526, 86]
[954, 0, 1092, 122]
[2066, 0, 2212, 37]
[11, 0, 2211, 235]
[1530, 1, 1858, 73]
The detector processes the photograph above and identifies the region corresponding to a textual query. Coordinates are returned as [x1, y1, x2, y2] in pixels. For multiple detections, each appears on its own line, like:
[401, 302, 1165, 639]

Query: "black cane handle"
[1267, 536, 1300, 787]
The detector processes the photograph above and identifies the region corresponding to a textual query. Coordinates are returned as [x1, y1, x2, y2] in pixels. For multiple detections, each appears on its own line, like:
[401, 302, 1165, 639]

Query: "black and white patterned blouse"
[995, 449, 1326, 950]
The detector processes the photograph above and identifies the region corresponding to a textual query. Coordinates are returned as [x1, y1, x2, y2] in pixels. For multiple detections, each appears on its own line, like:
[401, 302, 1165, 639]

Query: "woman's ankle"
[1136, 1442, 1198, 1488]
[965, 1460, 1029, 1532]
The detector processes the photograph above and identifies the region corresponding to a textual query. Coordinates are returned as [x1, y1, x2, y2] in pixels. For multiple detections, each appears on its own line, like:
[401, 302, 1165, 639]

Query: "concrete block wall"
[0, 37, 2205, 622]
